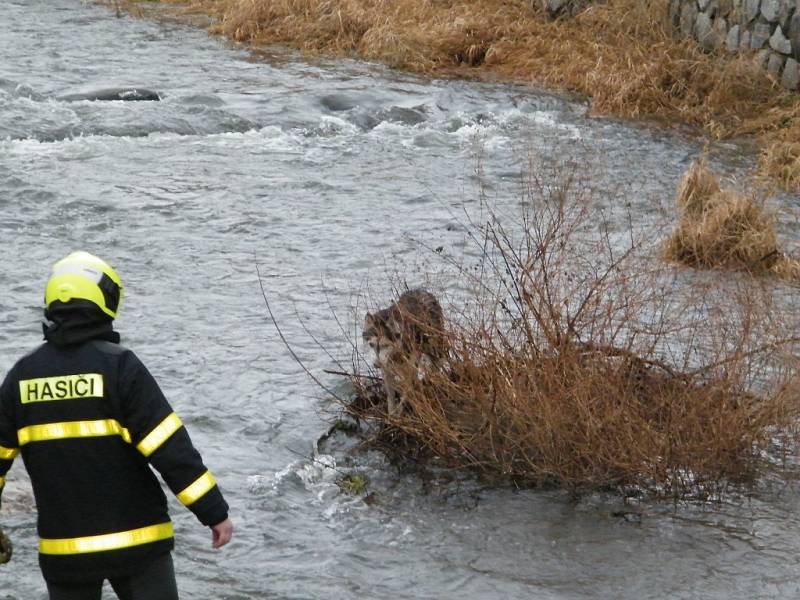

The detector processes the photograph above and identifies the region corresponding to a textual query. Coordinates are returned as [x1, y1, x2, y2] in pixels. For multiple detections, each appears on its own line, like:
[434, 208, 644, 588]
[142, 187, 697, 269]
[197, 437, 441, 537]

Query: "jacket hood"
[43, 300, 120, 347]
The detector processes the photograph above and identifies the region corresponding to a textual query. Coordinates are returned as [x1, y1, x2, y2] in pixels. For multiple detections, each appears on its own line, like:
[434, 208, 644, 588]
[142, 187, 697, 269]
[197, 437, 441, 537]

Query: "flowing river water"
[3, 1, 800, 598]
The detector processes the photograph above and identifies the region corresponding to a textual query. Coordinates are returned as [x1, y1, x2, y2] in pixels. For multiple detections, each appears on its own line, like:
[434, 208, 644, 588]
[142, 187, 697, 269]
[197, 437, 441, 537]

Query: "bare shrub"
[345, 156, 800, 499]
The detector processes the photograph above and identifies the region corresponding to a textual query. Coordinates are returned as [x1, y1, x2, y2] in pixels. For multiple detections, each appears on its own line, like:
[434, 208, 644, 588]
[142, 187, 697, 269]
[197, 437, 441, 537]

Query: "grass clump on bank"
[340, 157, 800, 499]
[762, 122, 800, 191]
[665, 161, 800, 281]
[107, 0, 800, 190]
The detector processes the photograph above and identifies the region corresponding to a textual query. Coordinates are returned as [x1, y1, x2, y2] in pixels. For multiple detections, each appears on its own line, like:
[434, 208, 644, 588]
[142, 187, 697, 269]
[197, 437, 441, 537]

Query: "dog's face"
[363, 312, 398, 369]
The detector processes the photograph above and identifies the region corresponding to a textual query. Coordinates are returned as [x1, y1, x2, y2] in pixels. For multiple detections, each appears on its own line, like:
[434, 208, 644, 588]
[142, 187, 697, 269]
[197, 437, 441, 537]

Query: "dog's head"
[363, 312, 399, 369]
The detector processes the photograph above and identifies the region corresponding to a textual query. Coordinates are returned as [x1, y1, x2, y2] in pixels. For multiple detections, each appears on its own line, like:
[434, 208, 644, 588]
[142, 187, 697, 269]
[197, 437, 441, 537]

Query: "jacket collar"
[43, 302, 120, 348]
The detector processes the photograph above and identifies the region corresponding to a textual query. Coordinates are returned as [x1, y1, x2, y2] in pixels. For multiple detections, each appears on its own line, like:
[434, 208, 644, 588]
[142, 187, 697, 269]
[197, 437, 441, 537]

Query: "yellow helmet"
[45, 251, 123, 319]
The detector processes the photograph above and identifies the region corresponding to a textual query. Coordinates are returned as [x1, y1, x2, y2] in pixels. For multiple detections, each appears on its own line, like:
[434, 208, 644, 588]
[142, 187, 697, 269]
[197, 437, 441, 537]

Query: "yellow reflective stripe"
[39, 522, 173, 555]
[0, 445, 18, 460]
[18, 420, 131, 446]
[136, 413, 183, 457]
[176, 470, 216, 506]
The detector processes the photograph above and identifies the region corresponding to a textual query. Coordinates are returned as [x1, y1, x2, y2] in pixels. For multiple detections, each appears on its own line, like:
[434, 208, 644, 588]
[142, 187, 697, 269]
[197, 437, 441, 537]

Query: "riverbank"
[110, 0, 800, 189]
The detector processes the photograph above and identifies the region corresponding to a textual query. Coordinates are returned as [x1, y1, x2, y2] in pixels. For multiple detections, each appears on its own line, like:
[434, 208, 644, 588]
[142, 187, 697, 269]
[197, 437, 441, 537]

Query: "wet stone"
[546, 0, 569, 11]
[681, 2, 699, 36]
[713, 16, 729, 47]
[542, 0, 586, 15]
[669, 0, 682, 26]
[727, 24, 741, 51]
[779, 2, 795, 30]
[782, 57, 800, 88]
[767, 50, 786, 74]
[770, 24, 793, 53]
[789, 13, 800, 55]
[745, 0, 762, 22]
[755, 48, 772, 68]
[761, 0, 781, 21]
[750, 21, 773, 48]
[695, 12, 715, 48]
[741, 28, 752, 48]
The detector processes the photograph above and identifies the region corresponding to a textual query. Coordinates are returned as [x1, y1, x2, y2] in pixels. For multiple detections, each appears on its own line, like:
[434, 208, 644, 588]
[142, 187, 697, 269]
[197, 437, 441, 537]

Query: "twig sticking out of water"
[255, 261, 344, 403]
[323, 369, 379, 381]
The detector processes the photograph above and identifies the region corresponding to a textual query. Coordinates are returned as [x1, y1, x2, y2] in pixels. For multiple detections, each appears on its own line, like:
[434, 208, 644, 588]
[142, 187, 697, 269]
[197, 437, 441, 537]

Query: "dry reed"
[761, 122, 800, 191]
[343, 156, 800, 499]
[665, 161, 800, 281]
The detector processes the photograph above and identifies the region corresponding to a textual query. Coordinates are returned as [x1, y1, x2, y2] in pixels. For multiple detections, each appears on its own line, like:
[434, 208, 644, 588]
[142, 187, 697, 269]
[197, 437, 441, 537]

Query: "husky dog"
[362, 289, 446, 416]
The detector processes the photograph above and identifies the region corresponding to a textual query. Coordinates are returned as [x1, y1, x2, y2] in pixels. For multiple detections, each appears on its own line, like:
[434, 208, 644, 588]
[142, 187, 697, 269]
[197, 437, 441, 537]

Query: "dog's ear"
[363, 312, 374, 328]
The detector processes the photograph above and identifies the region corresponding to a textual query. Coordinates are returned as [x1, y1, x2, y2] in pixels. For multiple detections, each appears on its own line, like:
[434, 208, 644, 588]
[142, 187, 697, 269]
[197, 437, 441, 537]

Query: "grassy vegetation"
[336, 473, 370, 495]
[665, 161, 800, 280]
[341, 156, 800, 499]
[109, 0, 800, 189]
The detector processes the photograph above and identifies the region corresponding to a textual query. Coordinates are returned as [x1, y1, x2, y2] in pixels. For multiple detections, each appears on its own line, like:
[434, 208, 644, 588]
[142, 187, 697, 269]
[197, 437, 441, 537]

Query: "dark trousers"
[45, 552, 178, 600]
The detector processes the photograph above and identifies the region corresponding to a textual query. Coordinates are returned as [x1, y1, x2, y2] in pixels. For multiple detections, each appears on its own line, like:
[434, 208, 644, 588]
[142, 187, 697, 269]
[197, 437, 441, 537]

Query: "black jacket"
[0, 333, 229, 582]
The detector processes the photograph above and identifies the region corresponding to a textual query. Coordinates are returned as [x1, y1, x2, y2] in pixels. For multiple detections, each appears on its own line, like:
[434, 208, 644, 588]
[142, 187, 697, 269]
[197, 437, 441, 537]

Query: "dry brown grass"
[665, 161, 780, 271]
[340, 156, 800, 499]
[761, 120, 800, 191]
[105, 0, 800, 190]
[665, 161, 800, 281]
[352, 343, 797, 497]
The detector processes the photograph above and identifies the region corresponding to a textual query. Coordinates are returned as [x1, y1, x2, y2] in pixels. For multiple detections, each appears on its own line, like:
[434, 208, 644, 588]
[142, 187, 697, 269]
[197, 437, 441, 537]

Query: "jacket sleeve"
[0, 370, 20, 510]
[118, 351, 229, 527]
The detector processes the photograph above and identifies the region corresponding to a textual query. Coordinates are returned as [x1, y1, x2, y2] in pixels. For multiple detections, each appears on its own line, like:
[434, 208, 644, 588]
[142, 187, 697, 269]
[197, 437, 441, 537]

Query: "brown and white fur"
[362, 289, 446, 416]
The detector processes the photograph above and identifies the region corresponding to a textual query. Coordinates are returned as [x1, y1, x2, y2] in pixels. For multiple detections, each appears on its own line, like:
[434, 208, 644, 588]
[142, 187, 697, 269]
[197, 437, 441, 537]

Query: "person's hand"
[0, 528, 12, 564]
[210, 518, 233, 549]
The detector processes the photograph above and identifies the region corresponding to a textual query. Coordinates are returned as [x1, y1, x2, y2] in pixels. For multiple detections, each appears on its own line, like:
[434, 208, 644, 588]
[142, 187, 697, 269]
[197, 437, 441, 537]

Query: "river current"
[2, 1, 800, 598]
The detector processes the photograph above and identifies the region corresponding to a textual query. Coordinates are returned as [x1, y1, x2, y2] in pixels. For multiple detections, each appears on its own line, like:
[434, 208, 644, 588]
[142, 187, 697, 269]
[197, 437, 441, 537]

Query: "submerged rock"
[57, 87, 161, 102]
[0, 529, 11, 565]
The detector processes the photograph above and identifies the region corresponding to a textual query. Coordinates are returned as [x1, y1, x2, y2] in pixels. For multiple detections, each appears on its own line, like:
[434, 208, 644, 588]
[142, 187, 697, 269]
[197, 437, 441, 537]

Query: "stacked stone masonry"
[669, 0, 800, 90]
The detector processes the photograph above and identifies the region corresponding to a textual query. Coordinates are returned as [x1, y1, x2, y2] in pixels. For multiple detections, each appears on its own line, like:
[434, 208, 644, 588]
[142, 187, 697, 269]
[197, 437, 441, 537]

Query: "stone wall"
[669, 0, 800, 90]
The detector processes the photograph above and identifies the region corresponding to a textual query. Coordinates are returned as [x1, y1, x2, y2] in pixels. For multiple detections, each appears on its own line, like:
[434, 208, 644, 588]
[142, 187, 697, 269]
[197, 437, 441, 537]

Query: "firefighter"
[0, 251, 233, 599]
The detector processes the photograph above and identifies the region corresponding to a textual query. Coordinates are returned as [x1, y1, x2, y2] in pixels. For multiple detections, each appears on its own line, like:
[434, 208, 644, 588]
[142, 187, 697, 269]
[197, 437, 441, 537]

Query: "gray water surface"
[2, 1, 800, 598]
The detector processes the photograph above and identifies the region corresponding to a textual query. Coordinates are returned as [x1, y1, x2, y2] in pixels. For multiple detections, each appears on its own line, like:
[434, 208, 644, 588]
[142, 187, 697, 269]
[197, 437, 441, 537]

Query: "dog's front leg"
[385, 374, 398, 416]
